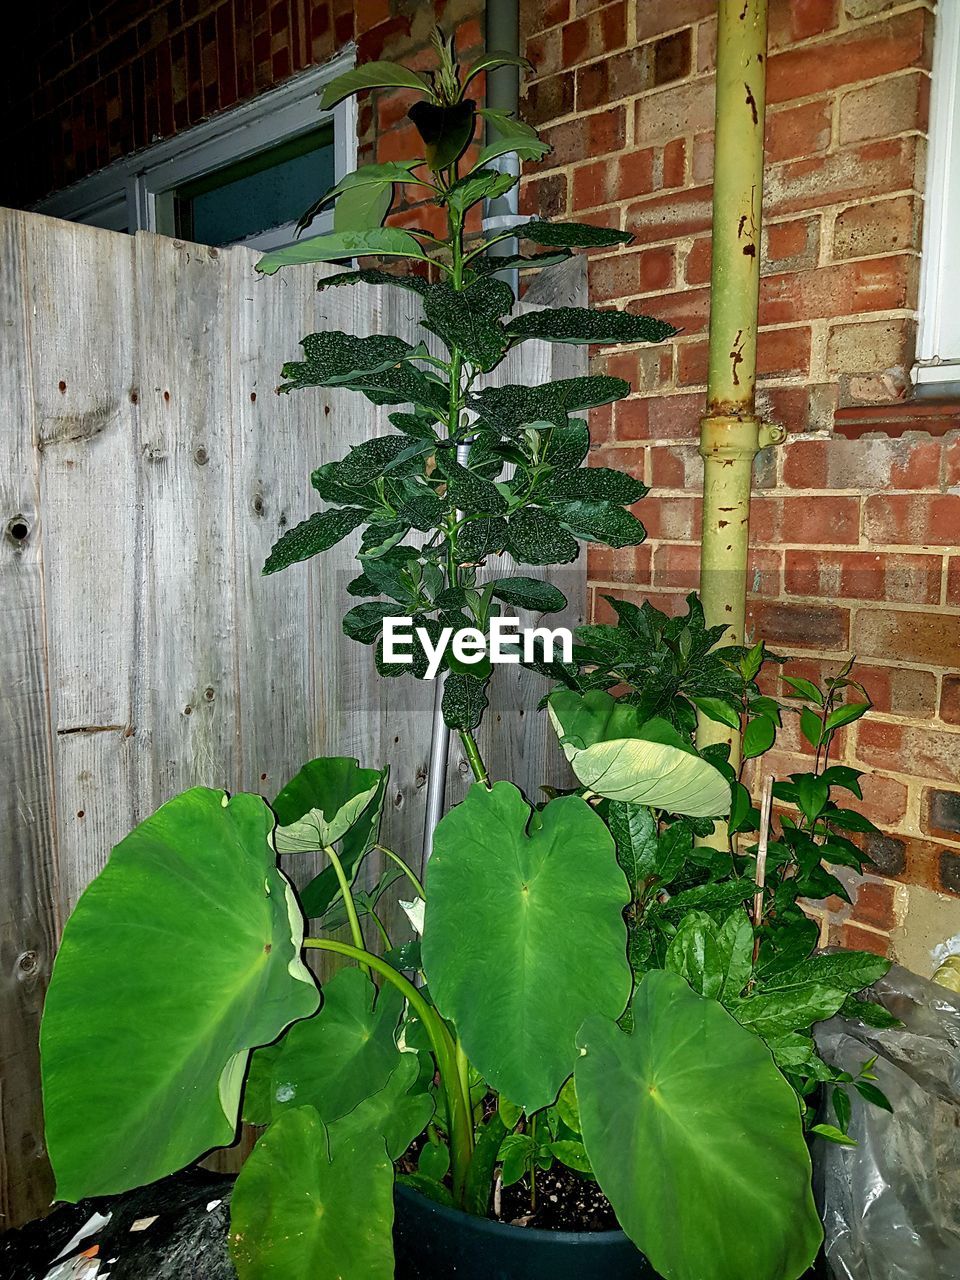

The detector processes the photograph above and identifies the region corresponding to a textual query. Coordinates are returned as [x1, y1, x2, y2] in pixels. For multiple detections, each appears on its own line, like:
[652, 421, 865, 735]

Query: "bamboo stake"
[752, 773, 774, 964]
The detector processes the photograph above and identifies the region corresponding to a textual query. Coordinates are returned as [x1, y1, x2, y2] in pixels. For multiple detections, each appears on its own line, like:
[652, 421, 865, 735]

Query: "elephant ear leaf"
[576, 970, 822, 1280]
[272, 756, 387, 852]
[40, 788, 319, 1202]
[422, 781, 631, 1112]
[548, 689, 731, 819]
[229, 1105, 395, 1280]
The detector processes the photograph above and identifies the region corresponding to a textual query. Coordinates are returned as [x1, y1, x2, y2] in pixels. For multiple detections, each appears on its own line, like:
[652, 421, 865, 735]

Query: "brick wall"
[2, 0, 482, 208]
[520, 0, 960, 962]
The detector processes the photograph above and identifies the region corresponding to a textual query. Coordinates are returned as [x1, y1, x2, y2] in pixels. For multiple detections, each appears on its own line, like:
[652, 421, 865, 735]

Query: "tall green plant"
[39, 34, 889, 1280]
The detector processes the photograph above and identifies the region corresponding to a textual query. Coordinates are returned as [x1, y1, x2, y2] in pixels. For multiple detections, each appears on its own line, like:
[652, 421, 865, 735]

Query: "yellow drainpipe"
[697, 0, 785, 781]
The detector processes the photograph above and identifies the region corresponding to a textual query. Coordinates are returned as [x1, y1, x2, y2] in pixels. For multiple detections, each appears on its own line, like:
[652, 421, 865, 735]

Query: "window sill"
[834, 400, 960, 439]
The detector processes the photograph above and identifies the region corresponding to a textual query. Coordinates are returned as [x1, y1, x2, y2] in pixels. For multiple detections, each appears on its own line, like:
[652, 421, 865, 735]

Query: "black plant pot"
[393, 1182, 659, 1280]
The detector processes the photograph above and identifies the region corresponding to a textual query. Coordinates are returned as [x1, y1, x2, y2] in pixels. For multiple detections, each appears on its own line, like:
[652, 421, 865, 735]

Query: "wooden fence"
[0, 207, 585, 1228]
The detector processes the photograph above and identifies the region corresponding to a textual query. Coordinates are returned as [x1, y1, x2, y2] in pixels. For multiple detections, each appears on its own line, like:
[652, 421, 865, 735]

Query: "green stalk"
[375, 844, 426, 900]
[323, 844, 369, 975]
[459, 730, 490, 787]
[304, 937, 475, 1202]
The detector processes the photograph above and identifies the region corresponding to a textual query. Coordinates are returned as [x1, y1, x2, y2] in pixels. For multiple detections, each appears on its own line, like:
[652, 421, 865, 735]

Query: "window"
[915, 3, 960, 389]
[35, 50, 356, 251]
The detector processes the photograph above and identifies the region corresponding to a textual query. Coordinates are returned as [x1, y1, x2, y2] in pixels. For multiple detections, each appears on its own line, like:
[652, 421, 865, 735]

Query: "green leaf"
[397, 1172, 455, 1208]
[423, 783, 631, 1113]
[556, 1076, 581, 1134]
[498, 1095, 524, 1129]
[832, 1085, 852, 1133]
[854, 1080, 893, 1112]
[316, 267, 432, 296]
[605, 801, 658, 896]
[665, 911, 723, 999]
[464, 50, 532, 88]
[41, 789, 319, 1201]
[258, 228, 429, 275]
[783, 676, 824, 705]
[554, 500, 647, 548]
[810, 1123, 858, 1147]
[473, 249, 572, 275]
[343, 601, 409, 645]
[506, 508, 580, 565]
[794, 774, 829, 824]
[800, 706, 823, 747]
[456, 515, 508, 563]
[717, 908, 755, 1001]
[742, 713, 776, 759]
[383, 939, 422, 971]
[730, 984, 849, 1040]
[435, 449, 508, 514]
[418, 1135, 451, 1180]
[423, 276, 514, 371]
[243, 967, 402, 1126]
[765, 951, 890, 995]
[469, 375, 630, 434]
[229, 1106, 394, 1279]
[840, 994, 901, 1028]
[548, 690, 731, 818]
[506, 307, 676, 346]
[491, 576, 566, 613]
[541, 467, 646, 505]
[272, 757, 385, 852]
[346, 1051, 435, 1159]
[464, 1113, 508, 1215]
[499, 1133, 536, 1187]
[441, 671, 490, 731]
[690, 696, 741, 730]
[263, 507, 365, 575]
[825, 701, 871, 732]
[281, 336, 447, 412]
[409, 99, 477, 172]
[729, 780, 756, 834]
[576, 971, 822, 1280]
[445, 167, 517, 216]
[319, 162, 418, 232]
[475, 108, 551, 166]
[819, 765, 863, 797]
[319, 60, 432, 109]
[549, 1140, 592, 1174]
[521, 219, 633, 248]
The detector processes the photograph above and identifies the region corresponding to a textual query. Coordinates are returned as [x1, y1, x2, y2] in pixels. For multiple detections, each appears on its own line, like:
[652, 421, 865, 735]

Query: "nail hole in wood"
[7, 516, 29, 543]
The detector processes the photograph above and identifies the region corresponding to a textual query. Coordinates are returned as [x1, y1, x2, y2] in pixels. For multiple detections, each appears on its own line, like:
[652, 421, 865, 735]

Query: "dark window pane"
[174, 124, 335, 246]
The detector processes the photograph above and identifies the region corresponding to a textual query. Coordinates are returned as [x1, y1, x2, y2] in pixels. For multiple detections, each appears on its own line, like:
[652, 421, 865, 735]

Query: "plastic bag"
[814, 964, 960, 1280]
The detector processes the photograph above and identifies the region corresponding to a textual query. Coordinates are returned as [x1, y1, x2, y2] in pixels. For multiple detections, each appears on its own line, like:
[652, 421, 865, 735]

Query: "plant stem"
[459, 730, 491, 788]
[375, 844, 426, 900]
[323, 845, 368, 972]
[304, 937, 475, 1200]
[368, 909, 391, 951]
[529, 1112, 538, 1213]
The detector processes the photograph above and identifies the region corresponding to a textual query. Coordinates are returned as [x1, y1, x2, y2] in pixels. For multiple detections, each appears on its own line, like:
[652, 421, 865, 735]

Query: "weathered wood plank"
[0, 209, 60, 1227]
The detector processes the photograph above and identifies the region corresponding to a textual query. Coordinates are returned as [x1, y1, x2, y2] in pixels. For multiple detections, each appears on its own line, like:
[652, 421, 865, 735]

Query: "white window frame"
[35, 47, 357, 251]
[915, 3, 960, 388]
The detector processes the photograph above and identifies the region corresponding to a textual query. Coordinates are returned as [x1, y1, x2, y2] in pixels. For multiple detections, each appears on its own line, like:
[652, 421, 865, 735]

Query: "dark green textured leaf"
[506, 307, 676, 346]
[343, 601, 409, 645]
[765, 951, 890, 995]
[470, 376, 629, 434]
[605, 802, 658, 897]
[542, 467, 646, 505]
[544, 418, 590, 469]
[263, 508, 365, 575]
[409, 99, 476, 172]
[258, 228, 428, 275]
[445, 167, 517, 216]
[317, 267, 431, 296]
[338, 436, 426, 486]
[389, 410, 440, 437]
[435, 451, 507, 515]
[521, 219, 633, 248]
[491, 576, 566, 613]
[507, 509, 580, 566]
[398, 492, 446, 530]
[472, 249, 572, 275]
[442, 671, 490, 731]
[730, 985, 849, 1040]
[456, 516, 509, 563]
[282, 333, 447, 412]
[423, 276, 514, 372]
[555, 500, 646, 548]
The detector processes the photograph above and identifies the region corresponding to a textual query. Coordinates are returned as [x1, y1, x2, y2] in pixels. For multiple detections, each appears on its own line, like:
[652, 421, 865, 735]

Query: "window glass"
[172, 123, 335, 247]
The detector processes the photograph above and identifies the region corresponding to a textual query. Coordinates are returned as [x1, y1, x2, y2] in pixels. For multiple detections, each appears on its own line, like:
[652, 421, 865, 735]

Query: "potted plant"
[39, 33, 894, 1280]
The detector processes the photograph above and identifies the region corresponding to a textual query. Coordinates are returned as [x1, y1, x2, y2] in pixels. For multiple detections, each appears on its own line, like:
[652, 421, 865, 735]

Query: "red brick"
[852, 879, 897, 931]
[684, 237, 712, 286]
[646, 392, 703, 441]
[638, 495, 702, 541]
[759, 257, 914, 326]
[634, 0, 714, 40]
[839, 70, 929, 146]
[833, 195, 918, 260]
[863, 494, 960, 547]
[660, 138, 685, 188]
[783, 435, 942, 491]
[637, 246, 676, 292]
[784, 550, 940, 605]
[769, 0, 841, 45]
[644, 286, 710, 336]
[756, 326, 813, 378]
[676, 340, 708, 387]
[853, 608, 960, 668]
[626, 184, 713, 244]
[562, 2, 627, 63]
[941, 676, 960, 726]
[537, 107, 627, 168]
[587, 541, 652, 585]
[614, 397, 650, 440]
[855, 720, 960, 784]
[766, 217, 815, 263]
[635, 78, 715, 146]
[745, 599, 850, 649]
[530, 0, 570, 31]
[751, 495, 861, 545]
[949, 557, 960, 607]
[838, 923, 890, 957]
[589, 251, 643, 301]
[857, 772, 909, 827]
[780, 657, 937, 720]
[766, 137, 921, 218]
[766, 99, 833, 164]
[921, 787, 960, 841]
[649, 443, 700, 489]
[767, 10, 929, 105]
